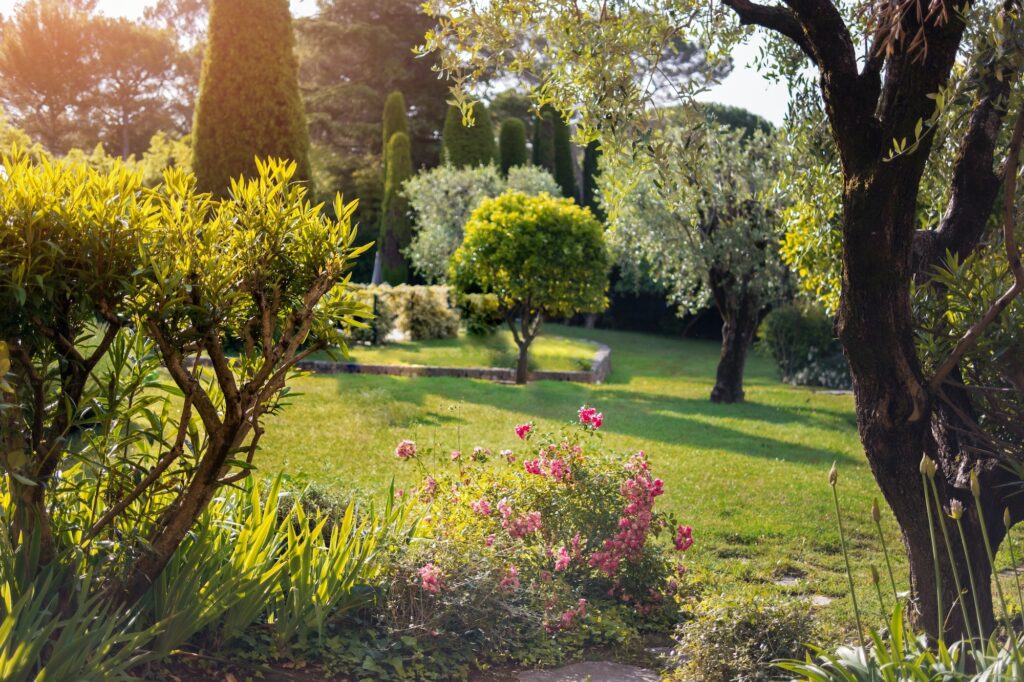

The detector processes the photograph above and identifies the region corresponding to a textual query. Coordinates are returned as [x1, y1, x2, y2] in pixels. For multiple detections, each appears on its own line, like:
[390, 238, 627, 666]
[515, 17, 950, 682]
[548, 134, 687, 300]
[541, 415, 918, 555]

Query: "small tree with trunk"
[606, 122, 785, 402]
[449, 191, 609, 383]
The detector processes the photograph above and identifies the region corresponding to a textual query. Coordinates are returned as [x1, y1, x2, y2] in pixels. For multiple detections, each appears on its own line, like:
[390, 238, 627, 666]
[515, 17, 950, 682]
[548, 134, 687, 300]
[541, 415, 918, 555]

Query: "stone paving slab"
[517, 661, 660, 682]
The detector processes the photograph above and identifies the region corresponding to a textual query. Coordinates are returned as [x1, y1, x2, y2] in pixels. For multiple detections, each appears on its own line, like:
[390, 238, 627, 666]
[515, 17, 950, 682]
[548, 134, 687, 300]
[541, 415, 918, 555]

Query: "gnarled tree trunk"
[709, 269, 761, 404]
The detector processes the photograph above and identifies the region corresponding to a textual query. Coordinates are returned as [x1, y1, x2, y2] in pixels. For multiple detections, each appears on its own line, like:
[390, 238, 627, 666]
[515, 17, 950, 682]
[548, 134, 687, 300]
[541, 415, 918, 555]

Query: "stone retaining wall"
[292, 341, 612, 384]
[192, 341, 612, 384]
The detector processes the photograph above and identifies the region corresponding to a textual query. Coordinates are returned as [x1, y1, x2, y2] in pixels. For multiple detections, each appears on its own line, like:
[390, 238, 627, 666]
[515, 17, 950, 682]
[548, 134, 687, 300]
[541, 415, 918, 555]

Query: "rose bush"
[376, 407, 693, 667]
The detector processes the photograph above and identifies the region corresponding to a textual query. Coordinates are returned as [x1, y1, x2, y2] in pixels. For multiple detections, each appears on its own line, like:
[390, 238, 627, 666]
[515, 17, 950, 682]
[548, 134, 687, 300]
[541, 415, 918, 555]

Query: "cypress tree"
[552, 111, 577, 200]
[379, 132, 413, 283]
[192, 0, 311, 195]
[582, 140, 603, 220]
[531, 108, 555, 174]
[442, 102, 496, 167]
[498, 117, 528, 175]
[382, 90, 409, 176]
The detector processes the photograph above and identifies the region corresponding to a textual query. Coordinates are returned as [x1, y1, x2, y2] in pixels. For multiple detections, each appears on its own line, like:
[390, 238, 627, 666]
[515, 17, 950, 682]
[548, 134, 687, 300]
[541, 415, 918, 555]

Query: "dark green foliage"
[192, 0, 311, 194]
[442, 103, 496, 168]
[702, 102, 773, 139]
[297, 0, 447, 189]
[490, 89, 533, 137]
[582, 140, 602, 219]
[551, 110, 577, 200]
[379, 132, 414, 283]
[758, 303, 851, 389]
[498, 118, 528, 175]
[381, 90, 409, 177]
[531, 108, 555, 173]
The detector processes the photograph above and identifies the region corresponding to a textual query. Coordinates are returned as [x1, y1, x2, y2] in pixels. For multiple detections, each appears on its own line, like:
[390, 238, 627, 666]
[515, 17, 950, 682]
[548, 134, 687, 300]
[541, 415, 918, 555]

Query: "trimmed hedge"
[349, 284, 460, 343]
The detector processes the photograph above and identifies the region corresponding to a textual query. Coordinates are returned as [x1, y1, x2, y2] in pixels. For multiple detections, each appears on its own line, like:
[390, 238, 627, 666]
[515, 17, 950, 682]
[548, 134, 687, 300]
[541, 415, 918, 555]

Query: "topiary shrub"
[379, 131, 414, 284]
[442, 102, 496, 168]
[671, 590, 814, 682]
[758, 304, 851, 389]
[192, 0, 311, 195]
[381, 407, 694, 668]
[346, 285, 398, 346]
[499, 117, 528, 175]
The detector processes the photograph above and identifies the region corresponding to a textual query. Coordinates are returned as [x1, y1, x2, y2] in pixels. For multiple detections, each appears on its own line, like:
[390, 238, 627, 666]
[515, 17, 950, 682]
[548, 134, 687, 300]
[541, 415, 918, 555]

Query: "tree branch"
[720, 0, 814, 61]
[913, 62, 1018, 277]
[929, 103, 1024, 392]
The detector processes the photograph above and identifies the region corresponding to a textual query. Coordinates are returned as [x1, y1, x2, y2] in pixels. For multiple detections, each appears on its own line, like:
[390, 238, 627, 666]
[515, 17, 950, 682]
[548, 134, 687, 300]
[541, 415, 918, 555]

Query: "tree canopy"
[450, 191, 609, 383]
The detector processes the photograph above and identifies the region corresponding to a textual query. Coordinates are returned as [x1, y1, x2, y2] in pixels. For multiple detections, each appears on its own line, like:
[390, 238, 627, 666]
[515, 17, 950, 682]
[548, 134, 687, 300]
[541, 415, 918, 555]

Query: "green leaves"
[449, 191, 611, 319]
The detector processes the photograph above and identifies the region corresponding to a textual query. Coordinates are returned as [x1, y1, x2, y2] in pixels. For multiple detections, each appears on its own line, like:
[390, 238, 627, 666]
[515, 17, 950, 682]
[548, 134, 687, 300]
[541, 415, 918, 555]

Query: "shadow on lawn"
[331, 372, 862, 466]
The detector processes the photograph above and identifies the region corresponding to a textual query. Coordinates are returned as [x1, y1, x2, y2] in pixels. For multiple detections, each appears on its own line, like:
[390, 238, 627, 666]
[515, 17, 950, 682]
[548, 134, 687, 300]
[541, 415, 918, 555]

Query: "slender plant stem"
[954, 517, 987, 646]
[927, 478, 974, 644]
[873, 575, 887, 624]
[973, 486, 1021, 661]
[922, 474, 944, 639]
[873, 512, 900, 601]
[833, 482, 865, 648]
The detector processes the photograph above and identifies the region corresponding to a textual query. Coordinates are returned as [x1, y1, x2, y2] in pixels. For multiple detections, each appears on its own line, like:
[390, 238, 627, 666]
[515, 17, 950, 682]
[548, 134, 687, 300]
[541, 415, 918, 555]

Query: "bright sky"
[0, 0, 791, 124]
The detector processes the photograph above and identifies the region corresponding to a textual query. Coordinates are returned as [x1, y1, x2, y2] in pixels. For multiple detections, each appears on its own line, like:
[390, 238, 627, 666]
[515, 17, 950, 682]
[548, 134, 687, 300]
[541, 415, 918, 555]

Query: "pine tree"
[192, 0, 311, 195]
[381, 90, 409, 177]
[379, 132, 413, 283]
[498, 117, 528, 175]
[442, 102, 496, 167]
[552, 110, 577, 200]
[582, 140, 603, 220]
[531, 108, 555, 174]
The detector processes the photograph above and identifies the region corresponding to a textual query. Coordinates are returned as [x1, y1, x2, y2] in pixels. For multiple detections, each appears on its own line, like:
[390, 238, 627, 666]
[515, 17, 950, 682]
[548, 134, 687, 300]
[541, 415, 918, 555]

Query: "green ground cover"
[257, 324, 907, 641]
[311, 329, 596, 371]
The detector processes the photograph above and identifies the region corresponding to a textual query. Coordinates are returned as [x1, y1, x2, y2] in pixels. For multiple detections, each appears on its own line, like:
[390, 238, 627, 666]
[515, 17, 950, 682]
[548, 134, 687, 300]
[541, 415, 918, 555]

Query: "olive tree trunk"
[709, 270, 761, 404]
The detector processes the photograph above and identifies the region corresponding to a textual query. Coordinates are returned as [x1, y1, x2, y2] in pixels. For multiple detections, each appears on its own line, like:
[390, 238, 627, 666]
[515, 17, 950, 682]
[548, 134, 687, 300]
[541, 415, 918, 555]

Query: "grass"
[311, 329, 597, 371]
[256, 323, 909, 641]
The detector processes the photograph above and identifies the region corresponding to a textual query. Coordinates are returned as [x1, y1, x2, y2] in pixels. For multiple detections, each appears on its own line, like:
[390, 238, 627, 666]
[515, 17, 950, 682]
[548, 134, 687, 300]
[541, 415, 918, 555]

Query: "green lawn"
[257, 324, 906, 641]
[313, 329, 597, 371]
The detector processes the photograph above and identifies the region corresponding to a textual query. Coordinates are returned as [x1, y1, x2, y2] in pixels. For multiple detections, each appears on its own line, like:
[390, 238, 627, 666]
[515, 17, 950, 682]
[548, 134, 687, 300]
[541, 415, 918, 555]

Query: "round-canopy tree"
[607, 121, 786, 403]
[192, 0, 311, 194]
[450, 191, 609, 383]
[405, 164, 560, 282]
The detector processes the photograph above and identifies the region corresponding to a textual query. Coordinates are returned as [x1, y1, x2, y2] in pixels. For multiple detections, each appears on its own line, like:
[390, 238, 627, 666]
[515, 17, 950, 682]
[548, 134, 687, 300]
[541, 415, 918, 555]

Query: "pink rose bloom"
[578, 406, 603, 428]
[514, 422, 532, 439]
[395, 439, 417, 460]
[497, 498, 513, 519]
[550, 458, 571, 482]
[422, 476, 437, 496]
[450, 449, 461, 461]
[471, 498, 492, 516]
[485, 534, 496, 547]
[499, 565, 520, 591]
[554, 546, 571, 571]
[418, 563, 442, 593]
[674, 525, 694, 552]
[501, 449, 516, 463]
